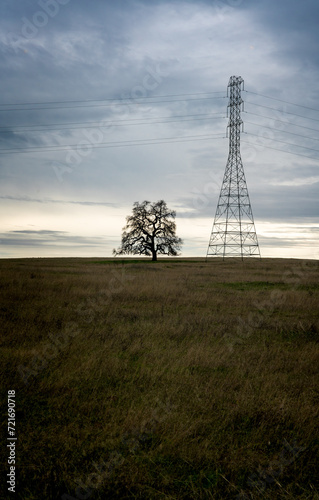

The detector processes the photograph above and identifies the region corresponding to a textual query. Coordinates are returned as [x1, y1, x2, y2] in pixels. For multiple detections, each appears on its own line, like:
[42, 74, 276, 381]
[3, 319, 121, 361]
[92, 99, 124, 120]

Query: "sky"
[0, 0, 319, 259]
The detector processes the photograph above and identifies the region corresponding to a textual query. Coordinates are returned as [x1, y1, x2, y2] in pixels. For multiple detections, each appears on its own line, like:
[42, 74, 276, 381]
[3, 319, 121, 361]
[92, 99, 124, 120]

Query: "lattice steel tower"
[206, 76, 261, 259]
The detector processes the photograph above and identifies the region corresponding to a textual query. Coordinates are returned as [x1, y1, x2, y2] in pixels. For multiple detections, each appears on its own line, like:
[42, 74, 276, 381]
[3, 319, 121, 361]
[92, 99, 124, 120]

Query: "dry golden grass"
[0, 257, 318, 499]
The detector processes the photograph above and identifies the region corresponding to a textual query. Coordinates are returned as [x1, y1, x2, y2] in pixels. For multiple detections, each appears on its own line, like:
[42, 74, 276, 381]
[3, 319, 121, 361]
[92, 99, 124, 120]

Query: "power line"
[0, 113, 225, 133]
[244, 110, 319, 134]
[0, 96, 225, 113]
[244, 90, 319, 114]
[0, 112, 223, 130]
[245, 101, 319, 124]
[2, 89, 317, 114]
[1, 87, 318, 158]
[0, 133, 226, 155]
[246, 131, 319, 155]
[241, 138, 319, 162]
[0, 91, 225, 107]
[245, 120, 319, 143]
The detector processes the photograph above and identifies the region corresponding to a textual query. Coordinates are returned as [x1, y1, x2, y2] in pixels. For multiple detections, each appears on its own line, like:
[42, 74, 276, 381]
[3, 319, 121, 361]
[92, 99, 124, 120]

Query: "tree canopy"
[113, 200, 183, 261]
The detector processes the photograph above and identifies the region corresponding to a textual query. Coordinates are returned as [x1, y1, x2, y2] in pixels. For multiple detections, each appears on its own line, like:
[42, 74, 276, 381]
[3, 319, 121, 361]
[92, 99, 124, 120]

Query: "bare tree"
[113, 200, 183, 261]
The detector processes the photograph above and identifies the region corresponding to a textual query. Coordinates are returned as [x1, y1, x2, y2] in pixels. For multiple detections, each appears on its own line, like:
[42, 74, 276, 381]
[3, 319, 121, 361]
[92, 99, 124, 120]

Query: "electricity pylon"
[206, 76, 261, 260]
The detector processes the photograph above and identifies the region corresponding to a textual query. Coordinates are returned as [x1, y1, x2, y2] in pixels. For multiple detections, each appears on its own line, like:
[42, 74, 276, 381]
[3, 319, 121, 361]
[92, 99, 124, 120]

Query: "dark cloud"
[245, 0, 319, 70]
[176, 179, 319, 220]
[0, 195, 118, 206]
[0, 229, 106, 247]
[250, 0, 319, 37]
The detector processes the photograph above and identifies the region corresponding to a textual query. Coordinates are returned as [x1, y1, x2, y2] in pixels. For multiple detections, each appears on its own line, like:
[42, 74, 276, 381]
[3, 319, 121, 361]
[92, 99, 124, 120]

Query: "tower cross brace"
[206, 76, 261, 260]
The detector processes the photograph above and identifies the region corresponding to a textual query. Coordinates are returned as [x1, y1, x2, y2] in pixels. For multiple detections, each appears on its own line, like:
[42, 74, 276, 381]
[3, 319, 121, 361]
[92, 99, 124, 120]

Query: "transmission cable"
[241, 139, 319, 162]
[0, 133, 225, 155]
[0, 113, 226, 133]
[244, 90, 319, 114]
[246, 132, 319, 154]
[244, 110, 319, 134]
[0, 112, 223, 130]
[245, 101, 319, 124]
[244, 120, 319, 143]
[0, 96, 225, 112]
[0, 91, 225, 107]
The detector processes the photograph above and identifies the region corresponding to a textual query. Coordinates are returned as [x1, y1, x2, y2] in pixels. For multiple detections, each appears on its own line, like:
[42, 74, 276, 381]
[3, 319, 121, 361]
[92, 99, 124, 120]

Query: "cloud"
[0, 195, 118, 207]
[0, 0, 318, 258]
[0, 229, 106, 248]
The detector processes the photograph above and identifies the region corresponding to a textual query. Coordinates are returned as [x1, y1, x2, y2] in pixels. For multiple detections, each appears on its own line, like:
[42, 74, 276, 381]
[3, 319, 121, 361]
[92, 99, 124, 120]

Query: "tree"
[113, 200, 183, 261]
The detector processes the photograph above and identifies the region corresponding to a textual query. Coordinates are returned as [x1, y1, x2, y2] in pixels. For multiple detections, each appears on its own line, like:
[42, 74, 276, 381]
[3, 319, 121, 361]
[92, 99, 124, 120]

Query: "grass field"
[0, 257, 319, 499]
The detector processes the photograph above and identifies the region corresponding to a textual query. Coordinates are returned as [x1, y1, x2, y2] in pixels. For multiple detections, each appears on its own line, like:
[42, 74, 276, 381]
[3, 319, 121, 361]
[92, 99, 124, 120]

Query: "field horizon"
[1, 256, 318, 499]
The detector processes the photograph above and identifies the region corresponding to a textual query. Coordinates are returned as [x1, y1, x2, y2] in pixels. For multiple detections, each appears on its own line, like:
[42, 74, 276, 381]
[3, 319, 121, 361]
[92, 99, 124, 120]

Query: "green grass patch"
[217, 281, 291, 291]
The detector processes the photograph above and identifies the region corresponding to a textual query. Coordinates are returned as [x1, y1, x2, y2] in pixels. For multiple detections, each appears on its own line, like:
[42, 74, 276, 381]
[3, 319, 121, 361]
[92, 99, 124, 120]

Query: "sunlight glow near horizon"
[1, 206, 318, 260]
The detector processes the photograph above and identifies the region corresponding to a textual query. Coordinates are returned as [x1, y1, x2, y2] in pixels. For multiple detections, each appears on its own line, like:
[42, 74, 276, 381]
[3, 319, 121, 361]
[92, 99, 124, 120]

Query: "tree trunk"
[152, 250, 157, 261]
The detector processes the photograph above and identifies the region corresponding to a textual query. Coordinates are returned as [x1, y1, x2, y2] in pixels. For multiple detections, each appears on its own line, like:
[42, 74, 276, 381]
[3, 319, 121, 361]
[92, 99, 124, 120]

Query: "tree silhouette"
[113, 200, 183, 261]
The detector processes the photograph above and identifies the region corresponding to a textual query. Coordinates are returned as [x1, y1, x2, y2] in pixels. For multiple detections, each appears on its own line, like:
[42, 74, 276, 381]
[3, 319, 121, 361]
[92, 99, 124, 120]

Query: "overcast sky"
[0, 0, 318, 259]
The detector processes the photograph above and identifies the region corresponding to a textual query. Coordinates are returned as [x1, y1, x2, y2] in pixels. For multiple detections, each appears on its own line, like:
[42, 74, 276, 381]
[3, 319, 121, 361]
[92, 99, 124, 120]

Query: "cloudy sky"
[0, 0, 318, 259]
